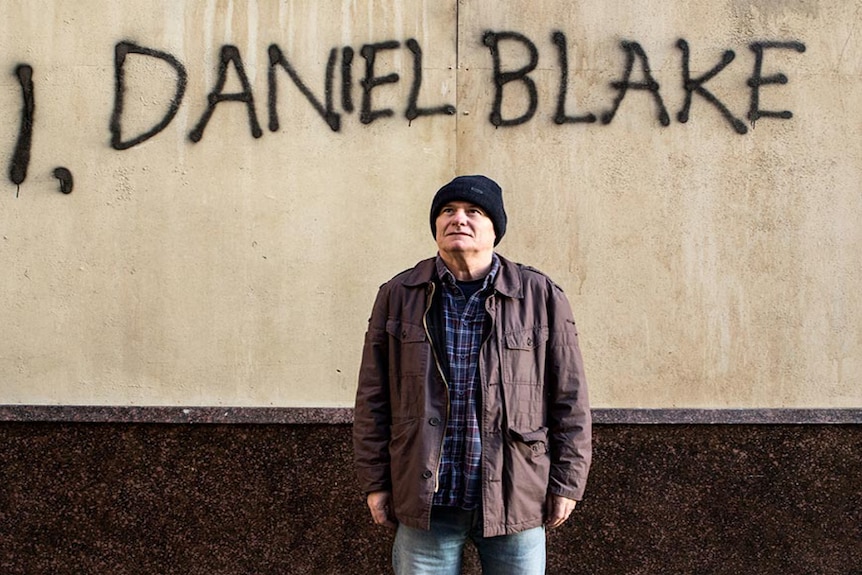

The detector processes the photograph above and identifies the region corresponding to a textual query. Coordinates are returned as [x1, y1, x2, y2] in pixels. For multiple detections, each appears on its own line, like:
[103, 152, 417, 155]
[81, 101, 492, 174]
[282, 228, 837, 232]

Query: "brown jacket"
[353, 255, 591, 537]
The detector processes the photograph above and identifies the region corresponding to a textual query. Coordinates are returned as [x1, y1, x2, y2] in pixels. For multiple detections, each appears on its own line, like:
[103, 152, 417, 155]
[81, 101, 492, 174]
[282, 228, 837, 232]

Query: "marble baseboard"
[1, 422, 859, 574]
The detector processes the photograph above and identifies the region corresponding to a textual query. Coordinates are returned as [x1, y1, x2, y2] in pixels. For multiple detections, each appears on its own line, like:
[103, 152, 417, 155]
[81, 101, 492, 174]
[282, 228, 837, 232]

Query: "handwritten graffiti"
[189, 45, 263, 142]
[6, 31, 806, 193]
[268, 44, 340, 132]
[107, 32, 804, 149]
[483, 31, 540, 127]
[111, 42, 187, 150]
[9, 65, 34, 191]
[676, 39, 747, 134]
[53, 167, 73, 194]
[747, 41, 807, 124]
[405, 39, 458, 123]
[8, 64, 73, 196]
[111, 38, 459, 148]
[551, 32, 597, 125]
[106, 34, 805, 145]
[599, 40, 671, 127]
[485, 32, 806, 132]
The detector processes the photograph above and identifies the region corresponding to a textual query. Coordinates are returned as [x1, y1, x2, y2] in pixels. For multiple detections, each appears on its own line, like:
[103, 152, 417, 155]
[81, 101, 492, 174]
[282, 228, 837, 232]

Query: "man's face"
[435, 201, 496, 257]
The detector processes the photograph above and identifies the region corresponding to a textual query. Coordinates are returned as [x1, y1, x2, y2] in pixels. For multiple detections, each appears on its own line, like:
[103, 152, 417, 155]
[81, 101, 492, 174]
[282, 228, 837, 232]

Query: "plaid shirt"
[432, 254, 500, 509]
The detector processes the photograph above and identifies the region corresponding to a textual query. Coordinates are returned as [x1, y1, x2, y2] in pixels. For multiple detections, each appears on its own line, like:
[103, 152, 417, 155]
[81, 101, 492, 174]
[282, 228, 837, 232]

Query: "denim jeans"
[392, 506, 546, 575]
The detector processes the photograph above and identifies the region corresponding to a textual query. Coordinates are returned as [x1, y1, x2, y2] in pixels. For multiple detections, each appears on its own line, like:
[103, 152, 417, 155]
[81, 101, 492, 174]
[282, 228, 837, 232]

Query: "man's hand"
[366, 490, 398, 529]
[545, 494, 578, 530]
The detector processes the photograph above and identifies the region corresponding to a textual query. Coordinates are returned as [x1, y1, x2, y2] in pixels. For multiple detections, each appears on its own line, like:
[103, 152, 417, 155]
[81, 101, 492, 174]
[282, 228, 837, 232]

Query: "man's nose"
[451, 209, 468, 224]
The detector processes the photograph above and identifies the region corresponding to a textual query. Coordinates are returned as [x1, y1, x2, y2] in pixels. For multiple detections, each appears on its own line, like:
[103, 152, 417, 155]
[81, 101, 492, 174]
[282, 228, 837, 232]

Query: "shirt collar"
[435, 253, 500, 291]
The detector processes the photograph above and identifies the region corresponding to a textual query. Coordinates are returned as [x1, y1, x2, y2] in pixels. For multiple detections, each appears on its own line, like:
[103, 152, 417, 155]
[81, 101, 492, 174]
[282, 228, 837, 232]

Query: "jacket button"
[429, 417, 440, 426]
[422, 470, 433, 479]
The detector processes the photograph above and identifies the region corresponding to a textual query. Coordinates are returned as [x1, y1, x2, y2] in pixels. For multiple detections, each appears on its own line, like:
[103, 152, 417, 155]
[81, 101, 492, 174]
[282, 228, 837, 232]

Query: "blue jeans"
[392, 506, 546, 575]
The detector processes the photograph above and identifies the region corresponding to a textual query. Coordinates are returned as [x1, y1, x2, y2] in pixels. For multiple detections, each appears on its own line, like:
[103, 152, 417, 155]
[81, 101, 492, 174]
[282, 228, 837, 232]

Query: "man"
[354, 175, 591, 574]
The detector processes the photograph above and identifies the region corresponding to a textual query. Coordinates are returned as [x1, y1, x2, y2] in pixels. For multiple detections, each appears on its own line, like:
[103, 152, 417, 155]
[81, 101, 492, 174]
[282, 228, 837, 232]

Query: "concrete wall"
[1, 1, 860, 409]
[2, 6, 859, 574]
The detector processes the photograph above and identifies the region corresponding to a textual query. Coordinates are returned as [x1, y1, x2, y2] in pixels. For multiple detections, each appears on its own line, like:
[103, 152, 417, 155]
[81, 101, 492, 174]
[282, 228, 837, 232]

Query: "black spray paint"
[747, 41, 807, 125]
[0, 33, 810, 197]
[268, 44, 340, 132]
[483, 31, 539, 127]
[481, 33, 804, 133]
[53, 167, 73, 194]
[9, 64, 35, 190]
[601, 41, 670, 127]
[677, 39, 747, 134]
[110, 41, 188, 150]
[110, 39, 457, 144]
[551, 31, 597, 125]
[189, 45, 263, 142]
[341, 47, 355, 114]
[102, 34, 806, 150]
[405, 39, 456, 124]
[8, 64, 73, 196]
[359, 41, 401, 124]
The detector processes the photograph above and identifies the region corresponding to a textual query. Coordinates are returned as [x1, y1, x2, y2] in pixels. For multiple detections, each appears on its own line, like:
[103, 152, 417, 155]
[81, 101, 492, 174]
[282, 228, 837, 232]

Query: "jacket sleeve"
[353, 284, 393, 494]
[545, 283, 592, 501]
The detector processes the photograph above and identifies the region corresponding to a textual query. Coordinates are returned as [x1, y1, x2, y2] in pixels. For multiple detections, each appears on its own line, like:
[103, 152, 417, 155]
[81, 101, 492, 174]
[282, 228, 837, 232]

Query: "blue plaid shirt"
[432, 254, 500, 509]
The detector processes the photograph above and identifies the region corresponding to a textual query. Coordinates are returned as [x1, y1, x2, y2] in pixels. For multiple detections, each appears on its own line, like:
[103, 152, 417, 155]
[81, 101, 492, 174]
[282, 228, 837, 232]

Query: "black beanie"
[430, 175, 507, 246]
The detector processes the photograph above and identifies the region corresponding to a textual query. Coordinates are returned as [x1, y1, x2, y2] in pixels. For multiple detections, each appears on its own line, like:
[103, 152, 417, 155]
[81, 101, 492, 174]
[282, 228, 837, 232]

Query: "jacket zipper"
[423, 281, 450, 494]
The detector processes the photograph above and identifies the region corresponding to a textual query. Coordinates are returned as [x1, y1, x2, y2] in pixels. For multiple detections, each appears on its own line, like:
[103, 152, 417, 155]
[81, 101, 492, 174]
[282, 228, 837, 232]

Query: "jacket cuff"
[548, 474, 588, 501]
[356, 466, 392, 494]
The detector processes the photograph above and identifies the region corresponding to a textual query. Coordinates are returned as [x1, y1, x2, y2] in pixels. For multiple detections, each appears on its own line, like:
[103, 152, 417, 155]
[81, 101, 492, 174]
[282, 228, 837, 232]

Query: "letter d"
[110, 41, 188, 150]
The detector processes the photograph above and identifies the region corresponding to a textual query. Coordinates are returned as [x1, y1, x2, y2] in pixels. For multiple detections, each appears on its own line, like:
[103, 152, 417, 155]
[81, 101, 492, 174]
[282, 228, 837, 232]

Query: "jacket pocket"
[502, 326, 549, 429]
[385, 319, 429, 411]
[502, 326, 548, 385]
[386, 319, 428, 374]
[387, 319, 427, 343]
[386, 319, 428, 375]
[504, 327, 549, 351]
[507, 427, 549, 457]
[504, 426, 550, 506]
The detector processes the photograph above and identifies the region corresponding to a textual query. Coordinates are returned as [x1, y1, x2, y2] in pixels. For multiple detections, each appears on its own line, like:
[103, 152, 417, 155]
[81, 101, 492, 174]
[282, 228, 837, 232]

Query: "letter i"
[9, 64, 34, 196]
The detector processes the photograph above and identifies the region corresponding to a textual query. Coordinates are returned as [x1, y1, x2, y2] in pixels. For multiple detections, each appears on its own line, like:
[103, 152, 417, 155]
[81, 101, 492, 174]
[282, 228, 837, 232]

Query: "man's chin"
[441, 242, 471, 251]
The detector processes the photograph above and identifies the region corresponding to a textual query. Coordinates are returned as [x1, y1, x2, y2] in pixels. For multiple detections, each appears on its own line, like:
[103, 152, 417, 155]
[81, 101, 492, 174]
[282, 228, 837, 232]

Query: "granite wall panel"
[1, 423, 859, 574]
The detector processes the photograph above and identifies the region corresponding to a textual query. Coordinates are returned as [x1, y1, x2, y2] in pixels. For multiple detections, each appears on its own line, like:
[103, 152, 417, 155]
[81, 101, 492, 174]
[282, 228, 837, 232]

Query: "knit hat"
[430, 175, 507, 246]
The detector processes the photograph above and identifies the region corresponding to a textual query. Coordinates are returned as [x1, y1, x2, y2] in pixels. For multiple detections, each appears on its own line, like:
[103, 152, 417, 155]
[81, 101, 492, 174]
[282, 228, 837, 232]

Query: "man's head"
[429, 175, 507, 246]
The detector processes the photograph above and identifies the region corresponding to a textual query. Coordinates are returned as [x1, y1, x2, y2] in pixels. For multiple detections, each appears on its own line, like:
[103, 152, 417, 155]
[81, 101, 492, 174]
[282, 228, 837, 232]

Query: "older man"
[354, 175, 591, 574]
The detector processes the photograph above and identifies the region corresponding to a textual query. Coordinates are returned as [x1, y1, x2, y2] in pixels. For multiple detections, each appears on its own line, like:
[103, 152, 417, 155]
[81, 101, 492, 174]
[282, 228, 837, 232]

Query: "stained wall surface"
[1, 1, 860, 409]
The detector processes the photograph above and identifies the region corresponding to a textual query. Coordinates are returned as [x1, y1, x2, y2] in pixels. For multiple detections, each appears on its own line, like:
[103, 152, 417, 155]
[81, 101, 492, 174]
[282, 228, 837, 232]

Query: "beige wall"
[0, 1, 859, 408]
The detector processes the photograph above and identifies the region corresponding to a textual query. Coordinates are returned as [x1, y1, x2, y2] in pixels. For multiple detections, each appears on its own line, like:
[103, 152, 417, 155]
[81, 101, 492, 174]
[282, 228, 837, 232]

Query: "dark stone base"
[1, 423, 859, 574]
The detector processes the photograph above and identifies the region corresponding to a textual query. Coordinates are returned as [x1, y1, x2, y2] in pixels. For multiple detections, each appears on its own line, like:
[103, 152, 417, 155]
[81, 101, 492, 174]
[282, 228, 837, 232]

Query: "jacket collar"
[401, 254, 523, 299]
